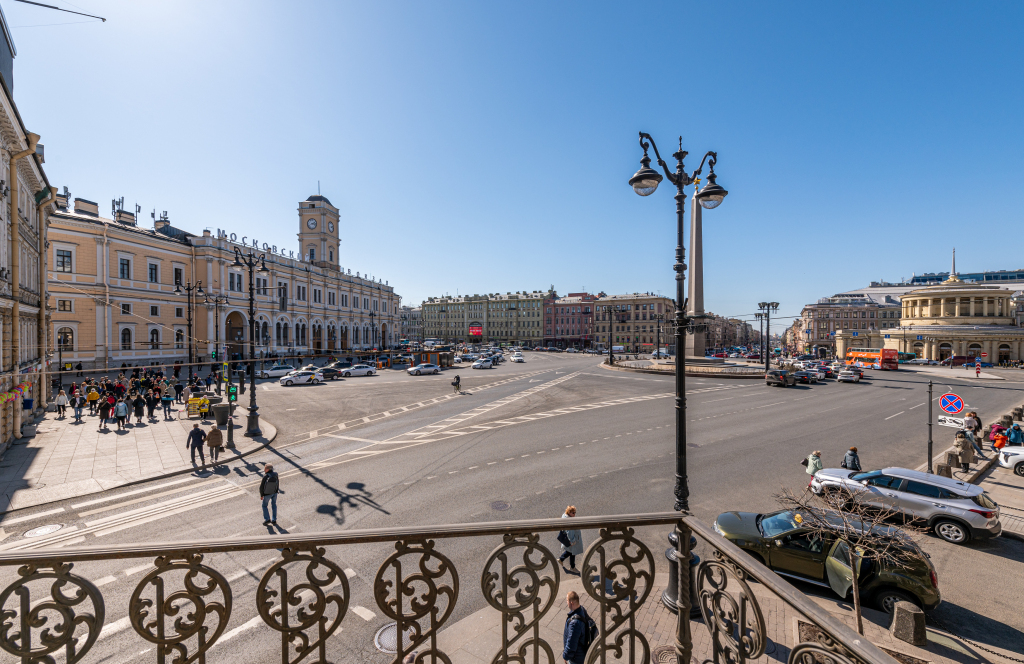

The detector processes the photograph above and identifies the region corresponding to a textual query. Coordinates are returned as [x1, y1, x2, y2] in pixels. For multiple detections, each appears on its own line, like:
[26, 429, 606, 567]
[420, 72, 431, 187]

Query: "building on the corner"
[48, 193, 401, 371]
[542, 292, 600, 349]
[835, 272, 1024, 363]
[593, 293, 675, 353]
[797, 293, 902, 356]
[0, 7, 55, 445]
[421, 290, 550, 345]
[398, 306, 422, 343]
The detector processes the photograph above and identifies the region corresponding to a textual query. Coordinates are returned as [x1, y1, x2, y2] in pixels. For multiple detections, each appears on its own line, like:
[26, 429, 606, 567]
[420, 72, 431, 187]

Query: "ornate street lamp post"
[629, 132, 727, 635]
[232, 247, 269, 437]
[174, 280, 204, 379]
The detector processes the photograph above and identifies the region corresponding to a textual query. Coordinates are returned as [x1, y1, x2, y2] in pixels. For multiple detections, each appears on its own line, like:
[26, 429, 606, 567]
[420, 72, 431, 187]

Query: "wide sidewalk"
[436, 571, 1009, 664]
[0, 402, 276, 513]
[978, 461, 1024, 540]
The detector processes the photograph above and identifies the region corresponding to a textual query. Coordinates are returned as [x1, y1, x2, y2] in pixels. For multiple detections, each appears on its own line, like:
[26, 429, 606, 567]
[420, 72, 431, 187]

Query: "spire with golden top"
[944, 248, 963, 283]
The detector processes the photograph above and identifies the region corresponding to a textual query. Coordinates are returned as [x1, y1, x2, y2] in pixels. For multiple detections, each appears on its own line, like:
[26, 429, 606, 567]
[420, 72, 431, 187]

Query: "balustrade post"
[675, 520, 693, 664]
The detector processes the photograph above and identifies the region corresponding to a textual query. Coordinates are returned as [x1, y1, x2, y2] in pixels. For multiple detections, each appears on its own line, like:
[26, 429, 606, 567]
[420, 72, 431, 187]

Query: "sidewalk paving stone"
[977, 463, 1024, 540]
[0, 405, 276, 513]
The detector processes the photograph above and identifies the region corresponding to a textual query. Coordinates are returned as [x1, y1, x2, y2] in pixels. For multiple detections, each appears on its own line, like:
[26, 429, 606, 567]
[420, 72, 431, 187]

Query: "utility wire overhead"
[11, 0, 105, 21]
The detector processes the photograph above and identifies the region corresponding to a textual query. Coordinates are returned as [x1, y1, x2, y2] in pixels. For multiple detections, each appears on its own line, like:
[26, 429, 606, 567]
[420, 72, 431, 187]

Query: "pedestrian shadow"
[315, 481, 391, 526]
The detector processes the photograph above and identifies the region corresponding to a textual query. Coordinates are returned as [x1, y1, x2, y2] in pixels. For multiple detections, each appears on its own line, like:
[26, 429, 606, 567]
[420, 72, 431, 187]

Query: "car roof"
[880, 467, 979, 494]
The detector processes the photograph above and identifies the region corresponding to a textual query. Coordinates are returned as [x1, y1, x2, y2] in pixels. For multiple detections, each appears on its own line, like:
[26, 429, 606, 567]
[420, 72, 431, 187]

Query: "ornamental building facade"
[47, 193, 401, 371]
[421, 290, 550, 345]
[835, 273, 1024, 363]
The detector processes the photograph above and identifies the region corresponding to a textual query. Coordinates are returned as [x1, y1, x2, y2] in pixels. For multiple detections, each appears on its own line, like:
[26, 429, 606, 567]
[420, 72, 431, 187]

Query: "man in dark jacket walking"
[186, 423, 207, 467]
[259, 463, 282, 525]
[562, 591, 591, 664]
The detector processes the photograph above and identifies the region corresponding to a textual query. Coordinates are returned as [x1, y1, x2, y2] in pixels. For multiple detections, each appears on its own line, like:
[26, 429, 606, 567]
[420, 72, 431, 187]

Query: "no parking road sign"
[939, 393, 964, 414]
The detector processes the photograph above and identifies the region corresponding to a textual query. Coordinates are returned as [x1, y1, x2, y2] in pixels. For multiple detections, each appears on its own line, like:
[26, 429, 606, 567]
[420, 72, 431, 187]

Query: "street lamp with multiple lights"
[232, 247, 269, 437]
[174, 280, 204, 378]
[629, 132, 727, 631]
[757, 302, 779, 372]
[204, 293, 229, 395]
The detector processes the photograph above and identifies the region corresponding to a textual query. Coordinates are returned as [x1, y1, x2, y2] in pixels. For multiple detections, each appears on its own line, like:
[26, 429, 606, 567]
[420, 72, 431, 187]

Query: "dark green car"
[713, 509, 940, 612]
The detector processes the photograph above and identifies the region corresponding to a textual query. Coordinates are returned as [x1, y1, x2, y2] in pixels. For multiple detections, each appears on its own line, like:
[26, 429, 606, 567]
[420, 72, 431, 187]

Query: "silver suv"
[809, 467, 1001, 545]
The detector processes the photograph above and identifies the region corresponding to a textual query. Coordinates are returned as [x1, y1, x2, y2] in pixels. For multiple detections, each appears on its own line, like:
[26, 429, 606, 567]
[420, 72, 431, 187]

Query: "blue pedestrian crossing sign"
[939, 393, 964, 414]
[884, 334, 890, 339]
[916, 335, 923, 340]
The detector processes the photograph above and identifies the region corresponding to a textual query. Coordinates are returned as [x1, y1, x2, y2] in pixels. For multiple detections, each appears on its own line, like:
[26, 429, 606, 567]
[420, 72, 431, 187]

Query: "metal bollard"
[663, 530, 701, 616]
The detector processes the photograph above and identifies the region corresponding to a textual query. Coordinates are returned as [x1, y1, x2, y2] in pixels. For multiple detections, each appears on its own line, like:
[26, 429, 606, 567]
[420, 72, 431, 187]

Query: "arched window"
[353, 327, 359, 344]
[150, 329, 160, 349]
[283, 323, 290, 344]
[309, 247, 315, 261]
[57, 327, 74, 352]
[329, 249, 334, 263]
[261, 321, 269, 345]
[175, 330, 184, 349]
[120, 328, 132, 350]
[276, 322, 282, 345]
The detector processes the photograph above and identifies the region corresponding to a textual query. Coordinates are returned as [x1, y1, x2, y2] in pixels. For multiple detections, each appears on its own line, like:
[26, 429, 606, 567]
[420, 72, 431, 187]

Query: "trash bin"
[212, 403, 230, 426]
[22, 398, 33, 411]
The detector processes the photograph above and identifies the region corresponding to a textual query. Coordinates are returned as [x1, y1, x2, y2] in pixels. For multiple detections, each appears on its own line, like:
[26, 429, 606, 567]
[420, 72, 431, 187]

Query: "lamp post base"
[244, 408, 262, 437]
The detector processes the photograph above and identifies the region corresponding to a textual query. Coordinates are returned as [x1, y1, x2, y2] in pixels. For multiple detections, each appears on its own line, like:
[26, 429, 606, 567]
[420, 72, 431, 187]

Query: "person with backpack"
[113, 398, 130, 430]
[161, 390, 175, 420]
[562, 590, 597, 664]
[452, 374, 461, 394]
[840, 446, 861, 471]
[259, 463, 283, 525]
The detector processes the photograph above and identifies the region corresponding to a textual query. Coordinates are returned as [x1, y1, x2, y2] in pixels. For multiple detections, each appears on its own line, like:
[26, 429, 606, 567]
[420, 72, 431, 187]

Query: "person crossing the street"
[452, 374, 461, 394]
[259, 463, 283, 525]
[186, 423, 207, 467]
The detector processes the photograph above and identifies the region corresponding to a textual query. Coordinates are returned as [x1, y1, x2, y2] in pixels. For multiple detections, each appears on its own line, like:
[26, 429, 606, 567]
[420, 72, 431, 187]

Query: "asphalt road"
[1, 353, 1021, 663]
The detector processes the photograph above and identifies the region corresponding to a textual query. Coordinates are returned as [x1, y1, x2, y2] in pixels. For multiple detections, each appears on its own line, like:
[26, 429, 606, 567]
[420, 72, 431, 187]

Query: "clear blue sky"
[6, 1, 1023, 327]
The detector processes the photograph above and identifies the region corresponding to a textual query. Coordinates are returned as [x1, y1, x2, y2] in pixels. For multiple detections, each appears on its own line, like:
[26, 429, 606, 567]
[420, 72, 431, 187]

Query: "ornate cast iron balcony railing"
[0, 512, 896, 664]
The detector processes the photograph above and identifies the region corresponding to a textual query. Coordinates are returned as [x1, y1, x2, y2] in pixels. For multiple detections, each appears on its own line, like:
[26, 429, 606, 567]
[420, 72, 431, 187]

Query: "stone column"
[983, 298, 989, 316]
[955, 298, 961, 317]
[684, 191, 705, 358]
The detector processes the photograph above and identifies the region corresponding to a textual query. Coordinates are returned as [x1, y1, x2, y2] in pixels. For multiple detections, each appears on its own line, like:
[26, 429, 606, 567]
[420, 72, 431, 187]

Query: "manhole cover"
[374, 623, 417, 654]
[24, 524, 62, 538]
[490, 501, 511, 511]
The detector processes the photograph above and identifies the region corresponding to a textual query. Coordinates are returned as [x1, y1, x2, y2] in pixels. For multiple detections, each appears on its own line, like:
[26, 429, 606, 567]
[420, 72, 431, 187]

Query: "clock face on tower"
[328, 221, 334, 233]
[306, 218, 317, 229]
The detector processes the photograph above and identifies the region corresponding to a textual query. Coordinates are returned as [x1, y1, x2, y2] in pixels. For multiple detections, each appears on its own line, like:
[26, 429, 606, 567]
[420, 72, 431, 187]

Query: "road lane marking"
[323, 434, 381, 444]
[1, 507, 65, 526]
[909, 403, 926, 410]
[884, 412, 905, 420]
[352, 606, 377, 621]
[71, 477, 199, 509]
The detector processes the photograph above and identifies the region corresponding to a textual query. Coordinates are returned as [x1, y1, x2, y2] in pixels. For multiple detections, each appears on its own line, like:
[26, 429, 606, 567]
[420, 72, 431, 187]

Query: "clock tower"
[297, 194, 340, 266]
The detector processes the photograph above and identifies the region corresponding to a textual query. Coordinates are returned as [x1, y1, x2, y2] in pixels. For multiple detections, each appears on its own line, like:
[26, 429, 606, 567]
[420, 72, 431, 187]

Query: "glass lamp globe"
[697, 176, 728, 209]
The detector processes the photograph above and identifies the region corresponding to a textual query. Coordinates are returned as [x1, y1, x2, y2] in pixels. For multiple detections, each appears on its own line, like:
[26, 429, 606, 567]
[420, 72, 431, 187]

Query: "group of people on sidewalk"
[52, 369, 216, 431]
[803, 447, 861, 476]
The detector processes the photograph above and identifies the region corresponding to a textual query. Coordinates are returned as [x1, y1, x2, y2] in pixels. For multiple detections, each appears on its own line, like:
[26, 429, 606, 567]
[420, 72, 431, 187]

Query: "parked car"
[341, 364, 376, 377]
[712, 508, 940, 612]
[258, 364, 297, 379]
[326, 361, 353, 371]
[810, 467, 1001, 544]
[652, 350, 671, 359]
[765, 370, 796, 387]
[281, 370, 324, 386]
[565, 348, 579, 353]
[997, 447, 1024, 476]
[472, 359, 493, 369]
[408, 363, 441, 376]
[793, 370, 818, 384]
[836, 369, 860, 383]
[511, 354, 525, 363]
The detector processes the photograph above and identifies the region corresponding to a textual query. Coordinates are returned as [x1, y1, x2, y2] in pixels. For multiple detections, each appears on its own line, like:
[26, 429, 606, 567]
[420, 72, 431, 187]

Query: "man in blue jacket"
[562, 591, 591, 664]
[1007, 424, 1024, 447]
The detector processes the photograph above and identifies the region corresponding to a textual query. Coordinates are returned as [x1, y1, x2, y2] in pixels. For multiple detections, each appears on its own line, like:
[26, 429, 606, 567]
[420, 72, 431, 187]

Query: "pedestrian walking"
[557, 506, 583, 573]
[113, 398, 129, 430]
[86, 385, 99, 414]
[161, 390, 175, 420]
[841, 446, 861, 471]
[186, 423, 207, 467]
[174, 381, 185, 404]
[98, 397, 112, 430]
[962, 413, 986, 458]
[145, 390, 158, 420]
[71, 392, 86, 422]
[259, 463, 282, 525]
[954, 432, 976, 472]
[75, 362, 83, 377]
[54, 389, 69, 418]
[804, 450, 822, 475]
[132, 393, 146, 424]
[206, 425, 224, 463]
[561, 590, 595, 664]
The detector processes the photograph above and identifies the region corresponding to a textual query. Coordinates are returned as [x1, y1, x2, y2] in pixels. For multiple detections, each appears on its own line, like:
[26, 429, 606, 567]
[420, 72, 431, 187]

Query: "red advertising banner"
[469, 325, 483, 336]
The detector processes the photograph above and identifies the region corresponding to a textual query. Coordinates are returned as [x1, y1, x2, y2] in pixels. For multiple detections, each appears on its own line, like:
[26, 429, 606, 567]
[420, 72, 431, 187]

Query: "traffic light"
[211, 350, 217, 360]
[227, 384, 238, 403]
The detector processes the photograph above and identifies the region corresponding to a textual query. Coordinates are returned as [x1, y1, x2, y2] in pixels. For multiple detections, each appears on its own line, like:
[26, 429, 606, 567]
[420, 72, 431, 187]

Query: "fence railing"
[0, 511, 896, 664]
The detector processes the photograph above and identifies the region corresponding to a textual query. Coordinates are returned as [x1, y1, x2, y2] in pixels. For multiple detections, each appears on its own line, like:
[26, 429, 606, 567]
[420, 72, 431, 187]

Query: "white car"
[997, 447, 1024, 476]
[511, 354, 525, 363]
[565, 348, 579, 353]
[280, 370, 323, 386]
[408, 363, 440, 376]
[453, 356, 463, 363]
[806, 367, 826, 380]
[836, 369, 860, 383]
[472, 359, 493, 369]
[341, 364, 376, 377]
[259, 364, 297, 379]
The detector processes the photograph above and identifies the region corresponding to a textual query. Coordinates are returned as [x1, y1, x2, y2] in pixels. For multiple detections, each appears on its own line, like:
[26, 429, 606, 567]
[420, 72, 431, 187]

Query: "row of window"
[814, 309, 897, 319]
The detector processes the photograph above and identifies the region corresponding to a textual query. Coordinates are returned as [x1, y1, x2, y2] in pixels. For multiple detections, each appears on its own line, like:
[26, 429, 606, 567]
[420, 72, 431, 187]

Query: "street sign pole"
[927, 380, 933, 473]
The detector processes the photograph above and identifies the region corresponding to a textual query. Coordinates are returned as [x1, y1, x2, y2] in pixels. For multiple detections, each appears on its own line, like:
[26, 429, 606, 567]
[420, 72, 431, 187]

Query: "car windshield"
[849, 470, 882, 482]
[757, 511, 803, 538]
